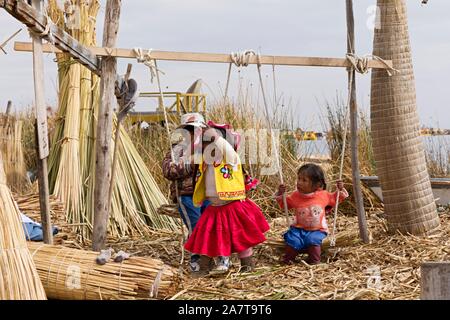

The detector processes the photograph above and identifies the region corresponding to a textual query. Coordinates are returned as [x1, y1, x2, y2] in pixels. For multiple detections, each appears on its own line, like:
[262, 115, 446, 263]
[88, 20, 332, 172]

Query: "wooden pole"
[5, 100, 12, 115]
[93, 0, 122, 252]
[31, 0, 52, 244]
[421, 262, 450, 300]
[346, 0, 369, 243]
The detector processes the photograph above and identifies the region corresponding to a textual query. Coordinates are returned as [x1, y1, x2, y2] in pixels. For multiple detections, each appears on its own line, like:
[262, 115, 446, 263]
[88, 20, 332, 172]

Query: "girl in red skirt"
[184, 122, 269, 275]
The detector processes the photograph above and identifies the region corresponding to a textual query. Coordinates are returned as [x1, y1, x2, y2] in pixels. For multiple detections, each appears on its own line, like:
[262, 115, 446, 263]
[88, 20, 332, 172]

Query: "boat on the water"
[361, 176, 450, 206]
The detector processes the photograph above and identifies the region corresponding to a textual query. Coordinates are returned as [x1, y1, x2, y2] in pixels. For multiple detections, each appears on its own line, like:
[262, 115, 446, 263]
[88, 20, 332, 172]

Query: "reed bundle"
[0, 115, 31, 194]
[47, 0, 178, 240]
[27, 242, 181, 300]
[14, 193, 65, 221]
[0, 154, 46, 300]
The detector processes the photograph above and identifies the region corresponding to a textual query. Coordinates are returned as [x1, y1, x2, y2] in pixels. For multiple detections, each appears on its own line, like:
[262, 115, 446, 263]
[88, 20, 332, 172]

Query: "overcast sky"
[1, 0, 449, 130]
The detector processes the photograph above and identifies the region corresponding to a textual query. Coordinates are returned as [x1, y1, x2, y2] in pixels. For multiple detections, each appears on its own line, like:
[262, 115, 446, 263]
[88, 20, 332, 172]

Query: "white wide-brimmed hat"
[180, 113, 207, 128]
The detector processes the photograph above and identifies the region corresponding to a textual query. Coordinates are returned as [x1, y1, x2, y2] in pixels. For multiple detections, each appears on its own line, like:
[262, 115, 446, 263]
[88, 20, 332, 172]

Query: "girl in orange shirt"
[276, 163, 348, 264]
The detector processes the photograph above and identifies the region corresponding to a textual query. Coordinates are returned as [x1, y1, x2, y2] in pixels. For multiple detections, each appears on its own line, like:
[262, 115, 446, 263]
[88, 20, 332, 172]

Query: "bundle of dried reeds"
[27, 242, 181, 300]
[0, 115, 31, 194]
[47, 0, 178, 240]
[0, 154, 46, 300]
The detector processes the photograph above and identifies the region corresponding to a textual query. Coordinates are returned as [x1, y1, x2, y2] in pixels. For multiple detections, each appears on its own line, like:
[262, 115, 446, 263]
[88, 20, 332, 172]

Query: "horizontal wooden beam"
[2, 0, 100, 73]
[14, 41, 393, 70]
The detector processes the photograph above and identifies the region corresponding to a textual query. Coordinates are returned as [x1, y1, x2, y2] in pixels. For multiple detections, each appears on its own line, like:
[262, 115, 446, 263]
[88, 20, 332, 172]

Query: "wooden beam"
[0, 29, 21, 54]
[3, 0, 99, 73]
[92, 0, 121, 252]
[14, 41, 394, 70]
[31, 0, 52, 245]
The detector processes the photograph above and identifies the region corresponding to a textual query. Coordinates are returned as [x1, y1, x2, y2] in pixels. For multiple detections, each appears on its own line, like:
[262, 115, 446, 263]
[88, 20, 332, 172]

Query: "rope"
[346, 53, 398, 76]
[133, 48, 165, 83]
[151, 59, 191, 267]
[230, 50, 256, 67]
[133, 48, 191, 265]
[223, 50, 257, 102]
[150, 265, 166, 298]
[329, 68, 354, 248]
[255, 53, 290, 228]
[28, 5, 56, 43]
[328, 52, 397, 247]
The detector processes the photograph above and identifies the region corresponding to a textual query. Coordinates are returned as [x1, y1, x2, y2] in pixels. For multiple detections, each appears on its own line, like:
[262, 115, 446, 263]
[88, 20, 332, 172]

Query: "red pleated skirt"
[184, 199, 270, 257]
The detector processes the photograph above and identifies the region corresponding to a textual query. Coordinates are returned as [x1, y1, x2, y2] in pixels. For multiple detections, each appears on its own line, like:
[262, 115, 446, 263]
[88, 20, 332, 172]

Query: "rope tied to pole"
[223, 50, 257, 101]
[346, 53, 398, 76]
[28, 3, 57, 45]
[230, 50, 256, 67]
[133, 47, 165, 83]
[329, 53, 398, 247]
[134, 48, 191, 268]
[253, 52, 291, 228]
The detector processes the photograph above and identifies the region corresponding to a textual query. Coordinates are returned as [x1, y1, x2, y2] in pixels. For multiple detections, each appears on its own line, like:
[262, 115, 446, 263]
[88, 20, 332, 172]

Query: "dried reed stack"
[27, 242, 181, 300]
[0, 115, 31, 194]
[371, 0, 439, 235]
[14, 193, 65, 223]
[47, 0, 178, 239]
[0, 154, 46, 300]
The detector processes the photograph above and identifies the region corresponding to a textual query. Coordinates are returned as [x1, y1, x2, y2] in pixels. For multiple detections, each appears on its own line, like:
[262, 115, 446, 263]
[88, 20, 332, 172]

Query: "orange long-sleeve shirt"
[277, 189, 349, 233]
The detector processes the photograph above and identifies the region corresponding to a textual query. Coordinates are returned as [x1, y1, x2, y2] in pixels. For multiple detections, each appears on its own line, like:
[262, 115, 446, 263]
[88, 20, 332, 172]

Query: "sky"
[1, 0, 449, 131]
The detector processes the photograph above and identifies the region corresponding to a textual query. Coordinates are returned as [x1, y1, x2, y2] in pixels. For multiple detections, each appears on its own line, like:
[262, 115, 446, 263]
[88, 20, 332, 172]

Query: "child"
[184, 123, 270, 275]
[162, 113, 229, 274]
[276, 163, 348, 265]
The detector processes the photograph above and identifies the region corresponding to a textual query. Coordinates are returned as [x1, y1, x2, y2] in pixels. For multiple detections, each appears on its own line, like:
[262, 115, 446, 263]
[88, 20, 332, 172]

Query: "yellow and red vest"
[193, 160, 246, 207]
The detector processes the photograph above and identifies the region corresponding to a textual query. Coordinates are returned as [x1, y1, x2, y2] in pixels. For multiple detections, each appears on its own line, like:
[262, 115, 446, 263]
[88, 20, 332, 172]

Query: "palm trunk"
[370, 0, 440, 235]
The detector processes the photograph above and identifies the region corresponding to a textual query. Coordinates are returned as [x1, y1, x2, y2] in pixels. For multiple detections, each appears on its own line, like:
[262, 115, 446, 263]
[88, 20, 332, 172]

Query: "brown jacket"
[162, 143, 196, 202]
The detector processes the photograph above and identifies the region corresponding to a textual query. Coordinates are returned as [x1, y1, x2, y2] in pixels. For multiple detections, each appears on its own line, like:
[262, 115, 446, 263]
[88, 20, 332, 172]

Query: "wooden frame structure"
[14, 41, 392, 70]
[3, 0, 393, 249]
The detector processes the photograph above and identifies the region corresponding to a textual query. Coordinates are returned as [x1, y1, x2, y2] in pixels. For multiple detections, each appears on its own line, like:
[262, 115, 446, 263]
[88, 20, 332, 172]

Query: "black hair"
[297, 163, 327, 190]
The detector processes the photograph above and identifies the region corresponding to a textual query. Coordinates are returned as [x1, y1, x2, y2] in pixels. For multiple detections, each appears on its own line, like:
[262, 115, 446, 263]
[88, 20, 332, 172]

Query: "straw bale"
[27, 242, 181, 300]
[0, 154, 46, 300]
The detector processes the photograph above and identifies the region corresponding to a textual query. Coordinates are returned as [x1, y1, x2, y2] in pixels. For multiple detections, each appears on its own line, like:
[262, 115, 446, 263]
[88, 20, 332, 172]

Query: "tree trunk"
[370, 0, 440, 235]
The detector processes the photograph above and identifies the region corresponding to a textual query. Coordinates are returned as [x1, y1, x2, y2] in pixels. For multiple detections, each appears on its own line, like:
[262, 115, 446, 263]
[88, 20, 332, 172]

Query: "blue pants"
[178, 196, 210, 263]
[284, 227, 327, 251]
[178, 196, 210, 232]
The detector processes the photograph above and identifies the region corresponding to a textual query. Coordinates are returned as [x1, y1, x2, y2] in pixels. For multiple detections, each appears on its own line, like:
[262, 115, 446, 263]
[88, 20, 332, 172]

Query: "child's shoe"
[189, 255, 201, 272]
[210, 256, 231, 274]
[282, 245, 299, 264]
[305, 245, 321, 265]
[191, 255, 211, 278]
[239, 256, 255, 273]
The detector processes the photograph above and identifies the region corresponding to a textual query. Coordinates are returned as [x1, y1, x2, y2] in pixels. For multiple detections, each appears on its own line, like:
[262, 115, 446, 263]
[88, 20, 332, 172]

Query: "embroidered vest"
[193, 160, 246, 207]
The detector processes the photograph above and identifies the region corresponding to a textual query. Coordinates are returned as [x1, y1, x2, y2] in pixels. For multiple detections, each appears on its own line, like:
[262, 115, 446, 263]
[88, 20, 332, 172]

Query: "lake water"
[296, 136, 450, 162]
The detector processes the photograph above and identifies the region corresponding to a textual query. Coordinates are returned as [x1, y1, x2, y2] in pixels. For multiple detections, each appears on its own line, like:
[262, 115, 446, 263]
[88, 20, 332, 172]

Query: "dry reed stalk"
[0, 116, 31, 193]
[0, 154, 46, 300]
[27, 242, 181, 300]
[51, 62, 85, 228]
[164, 211, 450, 300]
